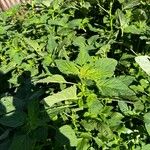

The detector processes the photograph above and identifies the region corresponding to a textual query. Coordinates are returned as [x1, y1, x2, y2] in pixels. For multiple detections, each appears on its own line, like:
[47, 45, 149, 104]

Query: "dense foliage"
[0, 0, 150, 149]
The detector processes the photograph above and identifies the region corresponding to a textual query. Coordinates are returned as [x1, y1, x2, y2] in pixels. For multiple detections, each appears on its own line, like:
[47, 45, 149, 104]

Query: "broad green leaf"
[117, 76, 135, 86]
[0, 26, 6, 34]
[0, 130, 9, 141]
[98, 123, 113, 139]
[44, 85, 78, 107]
[59, 125, 78, 147]
[77, 138, 90, 150]
[135, 55, 150, 76]
[24, 38, 40, 52]
[109, 112, 124, 127]
[0, 140, 10, 150]
[73, 36, 86, 48]
[41, 0, 53, 6]
[46, 105, 70, 118]
[118, 0, 125, 3]
[123, 0, 141, 10]
[87, 35, 99, 45]
[97, 78, 135, 98]
[0, 61, 16, 74]
[55, 60, 79, 75]
[9, 134, 35, 150]
[144, 113, 150, 135]
[96, 44, 111, 57]
[79, 58, 117, 80]
[118, 101, 129, 114]
[124, 24, 146, 34]
[31, 127, 48, 142]
[88, 100, 103, 116]
[75, 48, 91, 66]
[35, 74, 67, 84]
[145, 123, 150, 135]
[47, 35, 58, 53]
[94, 58, 117, 78]
[142, 144, 150, 150]
[27, 100, 40, 130]
[134, 101, 144, 112]
[0, 112, 26, 128]
[81, 119, 98, 131]
[67, 19, 82, 28]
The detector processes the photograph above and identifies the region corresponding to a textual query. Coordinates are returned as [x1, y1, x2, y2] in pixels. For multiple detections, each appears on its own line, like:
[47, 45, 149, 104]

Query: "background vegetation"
[0, 0, 150, 149]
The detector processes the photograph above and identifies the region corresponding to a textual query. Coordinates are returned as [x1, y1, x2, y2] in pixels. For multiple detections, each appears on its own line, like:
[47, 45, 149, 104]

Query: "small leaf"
[44, 85, 78, 107]
[135, 55, 150, 76]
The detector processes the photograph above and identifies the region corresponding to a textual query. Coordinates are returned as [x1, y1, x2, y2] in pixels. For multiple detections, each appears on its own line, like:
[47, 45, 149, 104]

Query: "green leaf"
[77, 138, 90, 150]
[142, 144, 150, 150]
[109, 112, 124, 127]
[73, 36, 86, 48]
[0, 112, 26, 128]
[75, 48, 91, 66]
[144, 113, 150, 135]
[27, 100, 40, 130]
[87, 35, 99, 45]
[55, 60, 79, 75]
[24, 38, 40, 52]
[97, 78, 135, 98]
[0, 96, 15, 114]
[47, 35, 58, 53]
[67, 19, 82, 28]
[0, 140, 10, 150]
[9, 134, 35, 150]
[118, 101, 129, 114]
[59, 125, 78, 147]
[44, 85, 78, 107]
[124, 25, 143, 34]
[94, 58, 117, 79]
[88, 100, 103, 116]
[0, 130, 9, 141]
[123, 0, 141, 10]
[81, 119, 98, 131]
[117, 76, 135, 86]
[135, 55, 150, 76]
[96, 44, 111, 56]
[35, 74, 67, 84]
[79, 58, 117, 80]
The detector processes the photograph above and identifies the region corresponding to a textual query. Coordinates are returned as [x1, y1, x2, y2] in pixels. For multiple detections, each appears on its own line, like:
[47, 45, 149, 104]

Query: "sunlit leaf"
[44, 85, 78, 107]
[55, 60, 79, 75]
[135, 55, 150, 76]
[59, 125, 78, 147]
